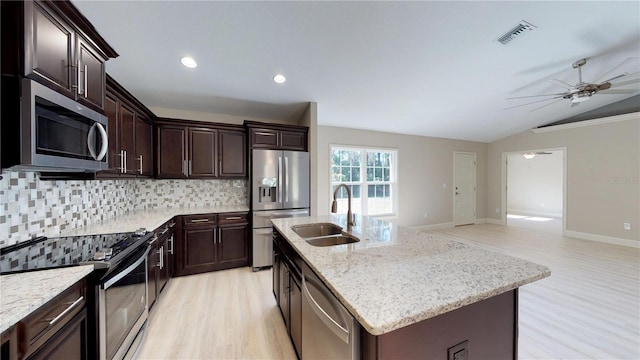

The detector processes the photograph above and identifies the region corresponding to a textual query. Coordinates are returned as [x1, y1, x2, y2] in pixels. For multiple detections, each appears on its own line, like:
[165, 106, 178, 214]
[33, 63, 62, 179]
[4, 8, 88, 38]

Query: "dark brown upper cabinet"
[156, 119, 246, 179]
[97, 75, 155, 179]
[1, 0, 118, 112]
[244, 121, 308, 151]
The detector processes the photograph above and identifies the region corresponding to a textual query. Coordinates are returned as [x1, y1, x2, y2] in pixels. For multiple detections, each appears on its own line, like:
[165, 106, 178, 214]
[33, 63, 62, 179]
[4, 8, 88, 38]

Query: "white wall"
[487, 114, 640, 243]
[317, 126, 487, 227]
[507, 151, 563, 218]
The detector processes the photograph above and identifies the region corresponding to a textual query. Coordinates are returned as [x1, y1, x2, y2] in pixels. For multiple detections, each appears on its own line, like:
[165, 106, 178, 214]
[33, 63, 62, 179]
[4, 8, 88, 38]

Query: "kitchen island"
[271, 214, 550, 359]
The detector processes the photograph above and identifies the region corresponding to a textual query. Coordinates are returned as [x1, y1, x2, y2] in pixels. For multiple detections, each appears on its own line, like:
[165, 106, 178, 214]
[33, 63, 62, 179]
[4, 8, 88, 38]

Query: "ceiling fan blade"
[598, 89, 638, 94]
[528, 98, 564, 112]
[503, 96, 563, 110]
[600, 73, 628, 83]
[548, 79, 574, 90]
[506, 93, 565, 100]
[610, 77, 640, 88]
[593, 57, 640, 83]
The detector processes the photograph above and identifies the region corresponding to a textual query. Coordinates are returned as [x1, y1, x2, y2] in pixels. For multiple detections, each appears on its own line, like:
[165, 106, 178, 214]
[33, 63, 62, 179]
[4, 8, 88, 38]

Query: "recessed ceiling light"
[273, 74, 286, 84]
[181, 56, 197, 68]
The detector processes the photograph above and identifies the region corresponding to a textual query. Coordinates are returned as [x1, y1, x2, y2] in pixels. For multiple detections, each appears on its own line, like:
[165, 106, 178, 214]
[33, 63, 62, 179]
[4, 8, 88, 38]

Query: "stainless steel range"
[0, 230, 154, 360]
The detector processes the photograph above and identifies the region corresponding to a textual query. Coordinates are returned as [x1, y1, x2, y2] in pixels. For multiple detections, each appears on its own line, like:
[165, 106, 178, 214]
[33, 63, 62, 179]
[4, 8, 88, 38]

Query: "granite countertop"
[271, 214, 551, 336]
[0, 265, 94, 333]
[57, 205, 249, 237]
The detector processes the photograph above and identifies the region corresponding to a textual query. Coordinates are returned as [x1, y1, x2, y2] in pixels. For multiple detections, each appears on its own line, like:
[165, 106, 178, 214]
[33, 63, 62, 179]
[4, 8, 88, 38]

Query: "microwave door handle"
[87, 123, 98, 160]
[96, 123, 108, 161]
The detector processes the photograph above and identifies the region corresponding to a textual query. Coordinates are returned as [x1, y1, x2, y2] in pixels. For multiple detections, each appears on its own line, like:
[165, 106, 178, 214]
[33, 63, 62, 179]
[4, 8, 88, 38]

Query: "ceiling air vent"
[495, 20, 536, 45]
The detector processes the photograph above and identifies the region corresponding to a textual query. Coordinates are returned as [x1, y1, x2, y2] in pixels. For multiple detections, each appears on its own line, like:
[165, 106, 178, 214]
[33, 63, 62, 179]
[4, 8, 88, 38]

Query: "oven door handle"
[102, 245, 151, 290]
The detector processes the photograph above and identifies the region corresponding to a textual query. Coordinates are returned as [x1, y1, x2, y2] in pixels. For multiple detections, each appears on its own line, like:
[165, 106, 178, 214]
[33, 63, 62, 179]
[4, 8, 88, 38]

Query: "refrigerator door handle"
[278, 156, 283, 203]
[284, 156, 289, 203]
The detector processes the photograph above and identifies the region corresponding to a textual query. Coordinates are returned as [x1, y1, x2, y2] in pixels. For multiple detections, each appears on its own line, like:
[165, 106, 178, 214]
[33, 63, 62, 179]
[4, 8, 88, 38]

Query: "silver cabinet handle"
[43, 296, 84, 326]
[119, 150, 125, 173]
[138, 155, 143, 175]
[168, 222, 176, 228]
[183, 159, 187, 176]
[77, 62, 82, 95]
[84, 64, 88, 97]
[190, 219, 210, 223]
[168, 235, 174, 255]
[160, 227, 169, 236]
[217, 228, 221, 245]
[157, 246, 163, 269]
[189, 160, 192, 176]
[149, 236, 158, 245]
[123, 150, 128, 174]
[223, 216, 242, 221]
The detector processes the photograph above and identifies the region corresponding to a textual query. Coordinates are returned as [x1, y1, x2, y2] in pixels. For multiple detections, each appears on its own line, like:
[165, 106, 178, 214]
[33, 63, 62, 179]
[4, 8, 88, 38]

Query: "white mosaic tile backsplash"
[0, 171, 248, 248]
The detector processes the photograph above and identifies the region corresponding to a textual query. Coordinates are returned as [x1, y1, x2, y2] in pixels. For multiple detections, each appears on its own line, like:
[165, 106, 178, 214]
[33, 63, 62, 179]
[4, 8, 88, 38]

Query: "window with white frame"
[330, 146, 397, 217]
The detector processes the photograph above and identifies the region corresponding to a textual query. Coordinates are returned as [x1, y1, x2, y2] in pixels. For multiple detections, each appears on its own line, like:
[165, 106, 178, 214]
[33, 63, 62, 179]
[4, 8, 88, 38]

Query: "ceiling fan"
[505, 57, 639, 111]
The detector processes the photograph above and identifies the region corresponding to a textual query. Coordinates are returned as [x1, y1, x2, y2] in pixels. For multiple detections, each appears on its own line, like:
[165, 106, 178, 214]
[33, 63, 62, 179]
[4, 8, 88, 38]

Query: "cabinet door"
[290, 276, 302, 358]
[280, 131, 307, 151]
[135, 116, 153, 176]
[219, 130, 246, 178]
[183, 227, 217, 274]
[279, 262, 290, 330]
[28, 309, 88, 360]
[119, 103, 136, 176]
[76, 35, 106, 109]
[157, 125, 187, 178]
[100, 92, 120, 175]
[188, 128, 217, 178]
[26, 2, 74, 96]
[249, 128, 278, 149]
[218, 224, 248, 267]
[147, 240, 158, 310]
[157, 237, 169, 293]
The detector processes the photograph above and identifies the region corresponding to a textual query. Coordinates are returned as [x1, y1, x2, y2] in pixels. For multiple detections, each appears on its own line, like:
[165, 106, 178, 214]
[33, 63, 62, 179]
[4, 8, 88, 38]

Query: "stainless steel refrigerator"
[252, 149, 310, 270]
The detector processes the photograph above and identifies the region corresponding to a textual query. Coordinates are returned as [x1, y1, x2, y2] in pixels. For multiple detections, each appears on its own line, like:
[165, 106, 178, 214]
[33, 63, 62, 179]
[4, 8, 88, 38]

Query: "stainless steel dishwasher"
[301, 268, 359, 360]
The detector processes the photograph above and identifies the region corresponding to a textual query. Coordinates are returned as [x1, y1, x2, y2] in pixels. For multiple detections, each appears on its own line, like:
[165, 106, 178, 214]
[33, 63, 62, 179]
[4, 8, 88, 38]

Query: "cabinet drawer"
[19, 279, 85, 358]
[183, 214, 217, 227]
[218, 212, 248, 225]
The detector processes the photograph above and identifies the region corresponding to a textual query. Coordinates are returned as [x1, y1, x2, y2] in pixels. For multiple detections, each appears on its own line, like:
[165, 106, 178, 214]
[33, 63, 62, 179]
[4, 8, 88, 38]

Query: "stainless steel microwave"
[15, 78, 109, 172]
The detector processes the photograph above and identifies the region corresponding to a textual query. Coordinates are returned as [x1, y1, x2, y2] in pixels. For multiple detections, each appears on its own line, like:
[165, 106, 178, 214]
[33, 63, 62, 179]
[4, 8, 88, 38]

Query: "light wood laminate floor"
[138, 223, 639, 359]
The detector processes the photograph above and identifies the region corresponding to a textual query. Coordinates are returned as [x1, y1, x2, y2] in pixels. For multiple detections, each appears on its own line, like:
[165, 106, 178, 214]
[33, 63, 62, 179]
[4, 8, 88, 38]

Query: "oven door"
[99, 244, 150, 360]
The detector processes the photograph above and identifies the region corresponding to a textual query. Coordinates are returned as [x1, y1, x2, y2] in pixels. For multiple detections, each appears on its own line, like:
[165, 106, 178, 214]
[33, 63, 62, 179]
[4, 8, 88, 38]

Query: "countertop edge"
[0, 265, 95, 334]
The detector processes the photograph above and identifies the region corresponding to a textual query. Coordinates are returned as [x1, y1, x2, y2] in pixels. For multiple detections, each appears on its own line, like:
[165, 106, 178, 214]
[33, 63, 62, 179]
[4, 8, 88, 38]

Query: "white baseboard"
[412, 222, 455, 231]
[564, 230, 640, 249]
[485, 218, 504, 225]
[507, 208, 562, 218]
[474, 218, 487, 224]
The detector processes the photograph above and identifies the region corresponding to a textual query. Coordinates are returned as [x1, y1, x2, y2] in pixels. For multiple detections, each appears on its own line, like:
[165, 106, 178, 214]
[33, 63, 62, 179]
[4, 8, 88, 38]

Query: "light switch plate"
[448, 340, 469, 360]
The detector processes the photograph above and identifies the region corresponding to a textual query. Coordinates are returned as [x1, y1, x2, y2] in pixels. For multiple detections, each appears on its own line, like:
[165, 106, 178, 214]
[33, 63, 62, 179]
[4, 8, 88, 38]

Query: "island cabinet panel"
[361, 289, 518, 360]
[174, 213, 249, 276]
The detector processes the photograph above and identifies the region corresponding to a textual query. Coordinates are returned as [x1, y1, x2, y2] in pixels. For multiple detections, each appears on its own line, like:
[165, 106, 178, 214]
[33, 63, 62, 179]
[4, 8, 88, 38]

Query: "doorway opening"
[502, 148, 566, 233]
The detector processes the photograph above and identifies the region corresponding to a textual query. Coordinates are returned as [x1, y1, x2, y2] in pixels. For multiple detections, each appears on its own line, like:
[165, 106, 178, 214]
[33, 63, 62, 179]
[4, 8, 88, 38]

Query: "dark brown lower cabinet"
[1, 326, 18, 360]
[273, 231, 302, 359]
[175, 213, 249, 277]
[17, 278, 87, 360]
[148, 220, 176, 310]
[28, 309, 88, 360]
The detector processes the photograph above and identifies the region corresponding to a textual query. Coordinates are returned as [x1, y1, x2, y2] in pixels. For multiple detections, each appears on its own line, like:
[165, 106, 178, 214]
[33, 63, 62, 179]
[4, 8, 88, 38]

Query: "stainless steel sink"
[292, 223, 343, 238]
[305, 234, 360, 247]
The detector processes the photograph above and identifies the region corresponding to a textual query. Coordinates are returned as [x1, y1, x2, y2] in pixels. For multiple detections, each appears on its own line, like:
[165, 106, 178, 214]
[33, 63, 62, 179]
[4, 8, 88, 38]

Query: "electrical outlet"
[448, 340, 469, 360]
[495, 208, 500, 214]
[624, 223, 631, 230]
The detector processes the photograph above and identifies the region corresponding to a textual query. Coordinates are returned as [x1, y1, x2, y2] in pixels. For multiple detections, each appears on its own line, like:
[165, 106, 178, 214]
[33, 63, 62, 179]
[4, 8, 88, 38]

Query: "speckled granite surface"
[56, 206, 249, 237]
[272, 214, 551, 336]
[0, 265, 94, 333]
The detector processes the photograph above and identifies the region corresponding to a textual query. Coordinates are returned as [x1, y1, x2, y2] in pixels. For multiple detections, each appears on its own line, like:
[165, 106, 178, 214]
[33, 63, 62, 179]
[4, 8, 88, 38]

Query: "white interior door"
[454, 152, 476, 226]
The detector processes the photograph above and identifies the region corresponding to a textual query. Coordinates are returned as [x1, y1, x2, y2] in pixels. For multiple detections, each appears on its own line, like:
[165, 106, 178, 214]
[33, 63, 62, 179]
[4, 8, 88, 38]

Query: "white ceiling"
[72, 1, 640, 143]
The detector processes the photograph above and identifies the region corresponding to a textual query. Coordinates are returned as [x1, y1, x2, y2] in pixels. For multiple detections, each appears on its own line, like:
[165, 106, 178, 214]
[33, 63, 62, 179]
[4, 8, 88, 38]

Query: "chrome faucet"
[331, 184, 355, 229]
